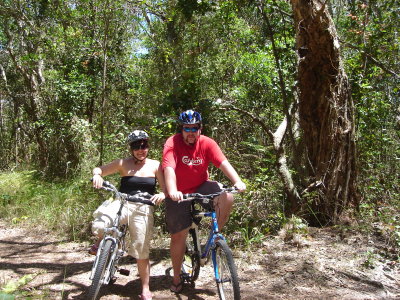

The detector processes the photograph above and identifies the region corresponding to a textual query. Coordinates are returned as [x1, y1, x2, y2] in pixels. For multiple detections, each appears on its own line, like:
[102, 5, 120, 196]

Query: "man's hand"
[234, 180, 246, 193]
[169, 191, 183, 201]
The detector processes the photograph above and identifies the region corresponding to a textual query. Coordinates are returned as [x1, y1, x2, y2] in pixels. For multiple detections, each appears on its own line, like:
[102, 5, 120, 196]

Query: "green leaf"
[2, 274, 36, 294]
[0, 292, 15, 300]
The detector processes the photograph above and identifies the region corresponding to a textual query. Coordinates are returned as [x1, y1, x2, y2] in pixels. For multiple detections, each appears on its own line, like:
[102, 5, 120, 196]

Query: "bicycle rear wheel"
[87, 239, 113, 300]
[181, 228, 201, 284]
[214, 239, 240, 300]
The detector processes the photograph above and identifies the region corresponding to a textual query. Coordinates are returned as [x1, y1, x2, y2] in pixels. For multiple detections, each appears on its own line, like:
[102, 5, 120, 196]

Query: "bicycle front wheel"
[214, 239, 240, 300]
[87, 239, 113, 300]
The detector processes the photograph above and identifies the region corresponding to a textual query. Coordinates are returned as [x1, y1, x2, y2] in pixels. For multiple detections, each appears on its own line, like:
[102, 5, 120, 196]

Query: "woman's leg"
[90, 201, 122, 254]
[137, 258, 152, 298]
[127, 203, 154, 297]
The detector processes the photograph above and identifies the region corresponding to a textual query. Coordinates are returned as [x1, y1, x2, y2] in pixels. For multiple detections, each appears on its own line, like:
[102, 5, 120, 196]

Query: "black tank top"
[119, 176, 156, 195]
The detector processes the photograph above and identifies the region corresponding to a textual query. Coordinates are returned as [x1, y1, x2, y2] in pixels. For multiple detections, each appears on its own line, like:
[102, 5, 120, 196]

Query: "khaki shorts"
[92, 200, 154, 259]
[165, 181, 222, 234]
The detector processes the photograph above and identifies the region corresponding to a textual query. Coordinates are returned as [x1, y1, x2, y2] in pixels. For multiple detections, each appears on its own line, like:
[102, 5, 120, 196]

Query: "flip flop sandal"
[170, 281, 184, 293]
[88, 244, 98, 255]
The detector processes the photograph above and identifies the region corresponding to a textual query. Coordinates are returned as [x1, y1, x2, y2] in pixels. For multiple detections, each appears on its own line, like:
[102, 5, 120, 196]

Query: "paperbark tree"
[1, 3, 48, 169]
[290, 0, 359, 224]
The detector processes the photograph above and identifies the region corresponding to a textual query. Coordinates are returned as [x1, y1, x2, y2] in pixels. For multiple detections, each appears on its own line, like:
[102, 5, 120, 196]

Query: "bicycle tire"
[87, 239, 113, 300]
[181, 228, 201, 284]
[214, 239, 240, 300]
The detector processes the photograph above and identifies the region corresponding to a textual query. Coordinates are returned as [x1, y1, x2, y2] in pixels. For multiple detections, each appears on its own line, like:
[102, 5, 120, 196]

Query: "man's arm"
[219, 160, 246, 192]
[164, 166, 183, 201]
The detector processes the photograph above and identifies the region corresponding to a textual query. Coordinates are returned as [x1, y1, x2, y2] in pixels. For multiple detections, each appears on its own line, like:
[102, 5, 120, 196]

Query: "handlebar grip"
[126, 194, 155, 206]
[102, 180, 111, 187]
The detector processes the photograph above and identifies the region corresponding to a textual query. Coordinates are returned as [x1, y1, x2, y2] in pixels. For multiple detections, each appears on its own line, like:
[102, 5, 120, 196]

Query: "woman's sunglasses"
[183, 127, 200, 133]
[130, 141, 149, 150]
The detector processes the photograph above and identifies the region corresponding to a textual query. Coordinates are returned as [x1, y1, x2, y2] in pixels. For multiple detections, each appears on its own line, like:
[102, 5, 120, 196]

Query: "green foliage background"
[0, 0, 398, 252]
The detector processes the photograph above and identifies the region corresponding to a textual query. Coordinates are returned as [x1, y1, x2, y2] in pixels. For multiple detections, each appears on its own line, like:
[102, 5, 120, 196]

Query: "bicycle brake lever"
[102, 180, 111, 188]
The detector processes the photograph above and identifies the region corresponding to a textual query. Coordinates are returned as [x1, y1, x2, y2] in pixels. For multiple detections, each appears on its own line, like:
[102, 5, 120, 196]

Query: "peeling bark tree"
[290, 0, 359, 224]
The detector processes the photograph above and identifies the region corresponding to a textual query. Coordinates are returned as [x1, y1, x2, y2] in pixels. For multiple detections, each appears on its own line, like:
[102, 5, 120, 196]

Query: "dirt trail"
[0, 220, 399, 299]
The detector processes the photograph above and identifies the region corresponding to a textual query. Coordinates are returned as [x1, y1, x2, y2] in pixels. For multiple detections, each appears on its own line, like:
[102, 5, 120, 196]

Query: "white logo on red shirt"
[182, 156, 203, 166]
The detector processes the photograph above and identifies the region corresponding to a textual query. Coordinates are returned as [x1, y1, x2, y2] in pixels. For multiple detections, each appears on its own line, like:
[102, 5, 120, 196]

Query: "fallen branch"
[333, 269, 385, 289]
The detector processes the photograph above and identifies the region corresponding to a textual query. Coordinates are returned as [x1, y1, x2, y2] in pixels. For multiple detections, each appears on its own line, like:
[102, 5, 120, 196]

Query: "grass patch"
[0, 171, 101, 241]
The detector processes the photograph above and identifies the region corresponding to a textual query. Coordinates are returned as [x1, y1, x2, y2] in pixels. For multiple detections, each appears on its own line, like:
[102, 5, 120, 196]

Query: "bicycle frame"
[180, 187, 241, 300]
[192, 210, 225, 266]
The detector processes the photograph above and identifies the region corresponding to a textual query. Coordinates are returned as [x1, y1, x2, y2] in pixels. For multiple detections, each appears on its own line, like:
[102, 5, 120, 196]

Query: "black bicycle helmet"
[178, 110, 202, 125]
[126, 130, 149, 145]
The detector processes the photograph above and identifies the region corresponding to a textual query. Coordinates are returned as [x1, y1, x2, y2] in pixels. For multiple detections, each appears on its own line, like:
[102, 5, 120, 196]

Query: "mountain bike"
[179, 187, 241, 300]
[87, 181, 154, 300]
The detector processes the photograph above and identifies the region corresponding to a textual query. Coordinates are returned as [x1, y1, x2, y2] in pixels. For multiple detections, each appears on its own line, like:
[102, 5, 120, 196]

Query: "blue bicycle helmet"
[178, 110, 202, 125]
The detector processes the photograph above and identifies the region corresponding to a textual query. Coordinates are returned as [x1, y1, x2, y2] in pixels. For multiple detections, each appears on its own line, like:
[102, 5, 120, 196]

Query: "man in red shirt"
[162, 109, 246, 293]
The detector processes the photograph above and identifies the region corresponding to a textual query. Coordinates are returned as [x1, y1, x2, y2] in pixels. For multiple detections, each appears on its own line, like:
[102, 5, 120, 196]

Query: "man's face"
[182, 124, 201, 145]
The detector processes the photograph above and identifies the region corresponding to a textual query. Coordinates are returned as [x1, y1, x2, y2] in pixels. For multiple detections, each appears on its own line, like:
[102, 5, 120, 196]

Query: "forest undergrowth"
[0, 170, 399, 299]
[1, 170, 398, 259]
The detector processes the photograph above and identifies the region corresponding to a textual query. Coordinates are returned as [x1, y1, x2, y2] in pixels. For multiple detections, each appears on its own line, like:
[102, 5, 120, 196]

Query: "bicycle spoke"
[87, 239, 113, 300]
[214, 240, 240, 300]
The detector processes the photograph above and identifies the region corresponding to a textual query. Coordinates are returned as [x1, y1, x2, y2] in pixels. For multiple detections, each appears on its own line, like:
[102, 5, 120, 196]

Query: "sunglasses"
[130, 141, 149, 150]
[182, 127, 200, 133]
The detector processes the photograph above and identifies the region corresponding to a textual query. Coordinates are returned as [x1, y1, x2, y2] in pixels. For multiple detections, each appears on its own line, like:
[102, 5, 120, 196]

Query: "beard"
[184, 135, 197, 145]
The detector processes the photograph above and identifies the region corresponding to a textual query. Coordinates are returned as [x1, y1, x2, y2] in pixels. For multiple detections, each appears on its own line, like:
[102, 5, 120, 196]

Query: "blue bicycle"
[180, 187, 241, 300]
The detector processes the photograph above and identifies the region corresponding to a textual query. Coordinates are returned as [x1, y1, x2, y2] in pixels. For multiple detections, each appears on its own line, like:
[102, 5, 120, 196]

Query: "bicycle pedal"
[119, 268, 130, 276]
[109, 276, 117, 284]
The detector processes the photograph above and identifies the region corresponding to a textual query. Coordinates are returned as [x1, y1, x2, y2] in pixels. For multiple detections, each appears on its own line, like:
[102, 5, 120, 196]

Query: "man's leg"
[215, 192, 234, 230]
[194, 181, 234, 230]
[170, 228, 189, 291]
[137, 258, 152, 298]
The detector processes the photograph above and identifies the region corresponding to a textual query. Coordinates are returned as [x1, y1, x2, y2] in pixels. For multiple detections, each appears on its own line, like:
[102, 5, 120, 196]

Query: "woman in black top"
[91, 130, 165, 300]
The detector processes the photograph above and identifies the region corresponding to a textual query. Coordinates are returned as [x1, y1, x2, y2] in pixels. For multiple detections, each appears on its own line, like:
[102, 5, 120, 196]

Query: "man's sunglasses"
[130, 141, 149, 150]
[182, 127, 200, 133]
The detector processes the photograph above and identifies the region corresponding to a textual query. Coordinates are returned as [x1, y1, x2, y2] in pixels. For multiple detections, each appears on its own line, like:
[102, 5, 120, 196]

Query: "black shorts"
[165, 181, 223, 234]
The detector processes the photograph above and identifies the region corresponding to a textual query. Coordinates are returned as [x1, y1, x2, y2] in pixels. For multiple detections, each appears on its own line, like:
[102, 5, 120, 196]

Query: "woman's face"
[130, 140, 149, 161]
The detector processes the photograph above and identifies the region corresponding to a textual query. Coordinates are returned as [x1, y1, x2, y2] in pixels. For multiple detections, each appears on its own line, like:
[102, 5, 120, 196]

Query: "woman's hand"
[92, 174, 104, 189]
[151, 192, 166, 205]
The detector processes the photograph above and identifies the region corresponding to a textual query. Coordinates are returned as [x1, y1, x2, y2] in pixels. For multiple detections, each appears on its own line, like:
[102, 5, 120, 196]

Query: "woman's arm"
[92, 159, 122, 188]
[152, 162, 166, 205]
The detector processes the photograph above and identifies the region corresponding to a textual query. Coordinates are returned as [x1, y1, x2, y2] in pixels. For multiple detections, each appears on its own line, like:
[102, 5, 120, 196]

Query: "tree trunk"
[290, 0, 359, 225]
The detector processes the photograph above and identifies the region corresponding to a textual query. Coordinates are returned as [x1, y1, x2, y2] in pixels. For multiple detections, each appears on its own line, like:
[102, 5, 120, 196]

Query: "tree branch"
[341, 40, 400, 80]
[217, 102, 274, 141]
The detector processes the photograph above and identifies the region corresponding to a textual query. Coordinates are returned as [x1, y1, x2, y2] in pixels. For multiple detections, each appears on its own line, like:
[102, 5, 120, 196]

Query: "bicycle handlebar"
[96, 180, 155, 206]
[179, 187, 238, 204]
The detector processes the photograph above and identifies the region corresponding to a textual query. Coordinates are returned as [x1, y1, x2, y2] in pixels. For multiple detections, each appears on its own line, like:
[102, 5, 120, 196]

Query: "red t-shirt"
[162, 134, 227, 193]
